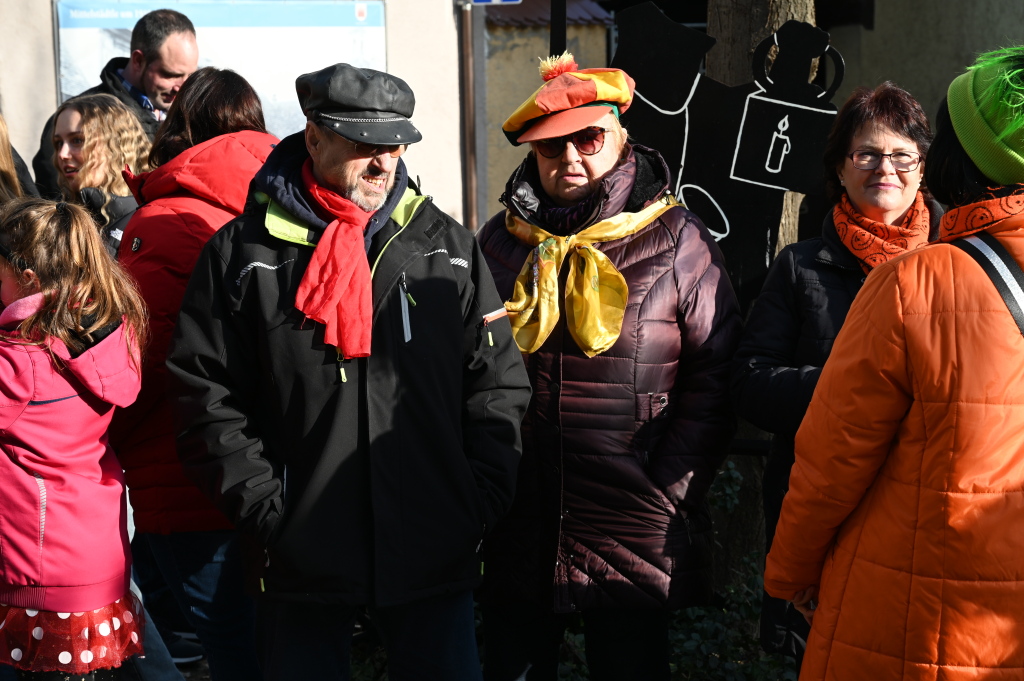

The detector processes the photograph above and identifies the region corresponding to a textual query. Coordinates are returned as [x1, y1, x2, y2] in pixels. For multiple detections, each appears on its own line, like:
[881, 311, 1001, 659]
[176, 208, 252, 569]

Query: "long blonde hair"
[0, 113, 23, 203]
[0, 197, 148, 357]
[52, 94, 151, 222]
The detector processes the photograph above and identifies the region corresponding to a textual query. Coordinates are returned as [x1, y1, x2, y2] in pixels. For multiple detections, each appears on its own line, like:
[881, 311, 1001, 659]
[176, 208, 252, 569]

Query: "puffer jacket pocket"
[633, 392, 672, 465]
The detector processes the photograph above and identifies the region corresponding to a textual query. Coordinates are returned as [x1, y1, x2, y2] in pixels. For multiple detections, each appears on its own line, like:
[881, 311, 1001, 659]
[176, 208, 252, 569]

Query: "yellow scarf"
[505, 195, 679, 357]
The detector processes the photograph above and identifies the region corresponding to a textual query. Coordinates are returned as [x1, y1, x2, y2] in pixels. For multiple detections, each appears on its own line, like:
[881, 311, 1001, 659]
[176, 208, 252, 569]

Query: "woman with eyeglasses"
[107, 67, 276, 681]
[476, 54, 741, 681]
[762, 47, 1024, 679]
[731, 81, 940, 670]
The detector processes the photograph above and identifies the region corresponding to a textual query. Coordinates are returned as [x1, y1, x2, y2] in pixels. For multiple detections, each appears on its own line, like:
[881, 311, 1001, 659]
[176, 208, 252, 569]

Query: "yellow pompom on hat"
[502, 52, 635, 146]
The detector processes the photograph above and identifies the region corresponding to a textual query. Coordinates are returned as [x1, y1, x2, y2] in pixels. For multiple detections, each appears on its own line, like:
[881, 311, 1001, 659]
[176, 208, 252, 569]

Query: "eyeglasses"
[345, 139, 407, 159]
[848, 150, 923, 172]
[533, 127, 609, 159]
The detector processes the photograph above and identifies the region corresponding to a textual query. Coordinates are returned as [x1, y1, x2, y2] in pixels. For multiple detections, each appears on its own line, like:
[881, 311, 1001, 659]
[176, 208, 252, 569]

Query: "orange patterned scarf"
[938, 184, 1024, 242]
[833, 192, 931, 273]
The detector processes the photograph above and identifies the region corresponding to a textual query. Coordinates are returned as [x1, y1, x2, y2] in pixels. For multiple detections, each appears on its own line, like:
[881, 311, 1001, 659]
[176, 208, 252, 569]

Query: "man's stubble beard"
[344, 167, 393, 213]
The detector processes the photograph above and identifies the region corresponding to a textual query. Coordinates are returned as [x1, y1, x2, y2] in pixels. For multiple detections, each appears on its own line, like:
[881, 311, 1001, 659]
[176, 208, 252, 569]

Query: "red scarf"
[938, 183, 1024, 241]
[295, 159, 374, 357]
[833, 192, 931, 274]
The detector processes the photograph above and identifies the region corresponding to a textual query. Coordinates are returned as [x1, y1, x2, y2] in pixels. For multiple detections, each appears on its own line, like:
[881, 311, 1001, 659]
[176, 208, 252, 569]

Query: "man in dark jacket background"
[166, 63, 531, 681]
[32, 8, 198, 197]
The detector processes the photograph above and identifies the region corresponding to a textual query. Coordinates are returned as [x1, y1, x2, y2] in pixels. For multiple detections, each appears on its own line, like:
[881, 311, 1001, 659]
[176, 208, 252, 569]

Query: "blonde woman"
[52, 94, 150, 256]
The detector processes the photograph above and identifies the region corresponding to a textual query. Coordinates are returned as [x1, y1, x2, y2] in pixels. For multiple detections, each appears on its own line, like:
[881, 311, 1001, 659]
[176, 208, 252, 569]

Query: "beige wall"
[386, 0, 464, 223]
[483, 24, 607, 222]
[829, 1, 1024, 122]
[0, 0, 57, 169]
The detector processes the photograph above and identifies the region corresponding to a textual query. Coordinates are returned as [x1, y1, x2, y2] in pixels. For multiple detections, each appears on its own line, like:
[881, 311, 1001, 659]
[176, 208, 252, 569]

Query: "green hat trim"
[947, 47, 1024, 185]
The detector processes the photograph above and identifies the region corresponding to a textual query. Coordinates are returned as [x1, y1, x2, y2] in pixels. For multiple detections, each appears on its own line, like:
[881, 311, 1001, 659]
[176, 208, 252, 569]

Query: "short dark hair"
[130, 9, 196, 63]
[822, 81, 933, 204]
[924, 97, 997, 207]
[149, 67, 267, 168]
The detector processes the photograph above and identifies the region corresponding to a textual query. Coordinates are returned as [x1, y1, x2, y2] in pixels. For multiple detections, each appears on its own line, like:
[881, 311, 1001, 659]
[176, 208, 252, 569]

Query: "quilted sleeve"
[647, 210, 742, 509]
[732, 245, 822, 436]
[764, 262, 913, 599]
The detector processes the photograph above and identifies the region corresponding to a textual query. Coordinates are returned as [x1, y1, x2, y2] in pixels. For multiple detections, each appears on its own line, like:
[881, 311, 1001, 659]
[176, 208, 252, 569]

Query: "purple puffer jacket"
[477, 146, 741, 612]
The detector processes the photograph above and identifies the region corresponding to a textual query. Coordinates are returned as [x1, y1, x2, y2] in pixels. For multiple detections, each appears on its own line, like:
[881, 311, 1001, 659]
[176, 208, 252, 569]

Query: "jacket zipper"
[33, 473, 46, 549]
[399, 272, 416, 343]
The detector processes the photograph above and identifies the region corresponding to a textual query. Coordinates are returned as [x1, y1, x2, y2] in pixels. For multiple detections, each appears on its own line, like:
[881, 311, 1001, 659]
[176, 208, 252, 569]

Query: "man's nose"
[370, 153, 398, 173]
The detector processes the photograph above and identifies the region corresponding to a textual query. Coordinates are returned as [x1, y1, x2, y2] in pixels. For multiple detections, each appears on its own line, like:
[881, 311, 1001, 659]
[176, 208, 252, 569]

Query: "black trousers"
[481, 603, 670, 681]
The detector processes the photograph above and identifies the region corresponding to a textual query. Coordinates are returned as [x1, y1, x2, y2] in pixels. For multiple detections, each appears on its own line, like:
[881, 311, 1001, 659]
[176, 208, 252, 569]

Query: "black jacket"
[732, 201, 943, 459]
[33, 58, 161, 199]
[11, 147, 38, 198]
[79, 188, 136, 258]
[166, 133, 531, 606]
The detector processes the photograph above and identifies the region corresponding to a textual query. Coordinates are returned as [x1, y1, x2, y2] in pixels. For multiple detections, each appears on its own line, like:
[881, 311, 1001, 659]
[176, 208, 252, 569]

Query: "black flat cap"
[296, 64, 422, 145]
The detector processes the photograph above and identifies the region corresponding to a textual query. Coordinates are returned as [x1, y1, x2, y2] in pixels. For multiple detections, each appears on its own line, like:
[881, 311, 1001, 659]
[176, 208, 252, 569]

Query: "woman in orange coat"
[765, 46, 1024, 680]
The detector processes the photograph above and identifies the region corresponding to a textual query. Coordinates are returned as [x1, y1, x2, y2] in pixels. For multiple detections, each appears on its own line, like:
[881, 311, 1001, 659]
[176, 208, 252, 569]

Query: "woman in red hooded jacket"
[109, 67, 278, 681]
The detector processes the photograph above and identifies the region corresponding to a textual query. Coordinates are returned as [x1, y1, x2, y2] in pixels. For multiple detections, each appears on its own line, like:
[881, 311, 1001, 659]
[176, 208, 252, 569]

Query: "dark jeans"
[481, 604, 670, 681]
[256, 590, 482, 681]
[134, 531, 260, 681]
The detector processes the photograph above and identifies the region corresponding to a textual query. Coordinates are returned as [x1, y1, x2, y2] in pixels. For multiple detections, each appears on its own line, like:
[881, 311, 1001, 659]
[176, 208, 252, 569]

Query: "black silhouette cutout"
[612, 4, 844, 308]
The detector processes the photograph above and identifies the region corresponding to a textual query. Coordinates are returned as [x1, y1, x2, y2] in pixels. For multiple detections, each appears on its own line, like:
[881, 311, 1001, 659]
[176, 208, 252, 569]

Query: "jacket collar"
[252, 131, 409, 251]
[501, 144, 671, 230]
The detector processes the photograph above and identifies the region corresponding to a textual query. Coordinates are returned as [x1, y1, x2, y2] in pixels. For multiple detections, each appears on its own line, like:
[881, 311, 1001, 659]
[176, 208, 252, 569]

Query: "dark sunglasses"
[345, 139, 407, 159]
[534, 127, 609, 159]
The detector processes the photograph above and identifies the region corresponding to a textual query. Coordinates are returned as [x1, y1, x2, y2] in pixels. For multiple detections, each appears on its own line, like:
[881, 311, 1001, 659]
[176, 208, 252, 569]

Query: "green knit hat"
[947, 46, 1024, 185]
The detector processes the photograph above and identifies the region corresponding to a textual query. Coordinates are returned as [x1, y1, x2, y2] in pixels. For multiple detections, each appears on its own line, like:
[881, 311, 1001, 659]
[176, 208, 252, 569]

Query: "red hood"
[124, 130, 279, 214]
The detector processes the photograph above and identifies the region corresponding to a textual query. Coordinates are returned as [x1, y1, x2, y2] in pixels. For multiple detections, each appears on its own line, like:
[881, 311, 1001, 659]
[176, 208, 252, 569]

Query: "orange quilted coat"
[765, 214, 1024, 680]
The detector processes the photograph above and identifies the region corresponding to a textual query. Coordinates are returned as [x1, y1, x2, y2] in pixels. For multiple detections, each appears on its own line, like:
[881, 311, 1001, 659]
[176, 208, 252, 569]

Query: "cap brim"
[516, 106, 613, 144]
[319, 112, 422, 145]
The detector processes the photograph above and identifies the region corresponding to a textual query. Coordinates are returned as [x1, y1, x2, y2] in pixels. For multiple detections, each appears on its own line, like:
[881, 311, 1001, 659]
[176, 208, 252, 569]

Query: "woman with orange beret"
[477, 54, 741, 680]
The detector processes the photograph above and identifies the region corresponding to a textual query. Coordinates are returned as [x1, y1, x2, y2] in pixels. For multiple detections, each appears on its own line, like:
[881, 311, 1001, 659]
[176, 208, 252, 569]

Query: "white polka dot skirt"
[0, 591, 144, 674]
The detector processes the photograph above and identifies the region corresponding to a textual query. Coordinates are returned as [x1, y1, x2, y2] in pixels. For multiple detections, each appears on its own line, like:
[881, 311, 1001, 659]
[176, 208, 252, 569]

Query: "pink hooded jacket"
[0, 293, 141, 612]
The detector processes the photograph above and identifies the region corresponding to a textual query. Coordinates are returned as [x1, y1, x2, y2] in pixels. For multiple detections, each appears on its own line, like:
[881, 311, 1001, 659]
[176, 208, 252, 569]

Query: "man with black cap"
[165, 63, 531, 679]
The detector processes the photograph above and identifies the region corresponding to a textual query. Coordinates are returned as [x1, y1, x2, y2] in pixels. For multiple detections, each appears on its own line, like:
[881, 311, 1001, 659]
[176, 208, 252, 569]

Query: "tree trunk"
[705, 0, 815, 592]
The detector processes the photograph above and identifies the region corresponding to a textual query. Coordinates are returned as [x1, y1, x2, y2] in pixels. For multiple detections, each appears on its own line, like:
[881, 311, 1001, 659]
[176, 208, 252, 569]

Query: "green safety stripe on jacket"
[262, 187, 427, 246]
[265, 199, 316, 246]
[391, 188, 428, 227]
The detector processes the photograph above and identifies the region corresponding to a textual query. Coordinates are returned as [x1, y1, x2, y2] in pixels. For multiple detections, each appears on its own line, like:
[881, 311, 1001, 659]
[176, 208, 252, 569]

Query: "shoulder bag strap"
[951, 232, 1024, 336]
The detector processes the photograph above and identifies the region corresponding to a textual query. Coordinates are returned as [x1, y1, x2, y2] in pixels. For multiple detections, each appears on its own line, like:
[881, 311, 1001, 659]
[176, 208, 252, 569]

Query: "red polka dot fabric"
[0, 592, 144, 674]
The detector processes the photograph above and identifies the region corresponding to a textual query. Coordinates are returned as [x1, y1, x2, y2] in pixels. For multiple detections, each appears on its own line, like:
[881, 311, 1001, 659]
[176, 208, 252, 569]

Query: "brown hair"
[0, 197, 148, 358]
[149, 67, 266, 168]
[0, 113, 22, 203]
[823, 81, 933, 204]
[131, 9, 195, 63]
[52, 94, 151, 222]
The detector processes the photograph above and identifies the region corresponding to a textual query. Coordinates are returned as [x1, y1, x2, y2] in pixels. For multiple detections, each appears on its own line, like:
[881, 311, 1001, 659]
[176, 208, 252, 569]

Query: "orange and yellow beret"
[502, 53, 635, 146]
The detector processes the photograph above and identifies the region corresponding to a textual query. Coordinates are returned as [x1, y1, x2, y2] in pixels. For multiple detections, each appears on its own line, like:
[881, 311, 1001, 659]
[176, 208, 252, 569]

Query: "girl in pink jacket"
[0, 197, 147, 679]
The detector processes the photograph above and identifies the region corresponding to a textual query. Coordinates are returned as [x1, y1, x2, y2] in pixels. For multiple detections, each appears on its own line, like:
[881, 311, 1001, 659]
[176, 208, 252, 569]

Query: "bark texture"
[705, 0, 815, 592]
